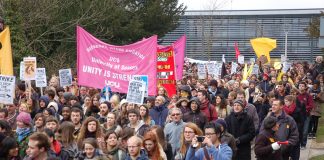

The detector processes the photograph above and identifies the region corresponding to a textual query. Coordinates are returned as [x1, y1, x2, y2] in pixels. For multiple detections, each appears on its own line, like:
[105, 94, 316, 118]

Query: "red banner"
[157, 46, 176, 97]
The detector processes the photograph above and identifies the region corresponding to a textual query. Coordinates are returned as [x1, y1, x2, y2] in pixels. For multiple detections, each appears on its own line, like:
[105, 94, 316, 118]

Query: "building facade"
[161, 9, 324, 62]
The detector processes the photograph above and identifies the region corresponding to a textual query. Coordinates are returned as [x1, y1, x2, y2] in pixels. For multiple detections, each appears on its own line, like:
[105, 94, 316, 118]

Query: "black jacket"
[225, 111, 255, 160]
[255, 129, 282, 160]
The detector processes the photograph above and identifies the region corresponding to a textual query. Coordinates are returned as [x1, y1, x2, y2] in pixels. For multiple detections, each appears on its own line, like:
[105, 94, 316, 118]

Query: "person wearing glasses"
[185, 122, 232, 160]
[125, 136, 149, 160]
[164, 108, 187, 155]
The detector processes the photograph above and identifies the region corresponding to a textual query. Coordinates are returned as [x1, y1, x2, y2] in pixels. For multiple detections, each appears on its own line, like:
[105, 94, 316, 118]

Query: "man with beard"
[149, 96, 169, 127]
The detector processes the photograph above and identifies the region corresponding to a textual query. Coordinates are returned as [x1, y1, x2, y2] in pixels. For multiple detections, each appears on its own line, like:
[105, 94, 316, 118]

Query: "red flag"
[234, 42, 241, 59]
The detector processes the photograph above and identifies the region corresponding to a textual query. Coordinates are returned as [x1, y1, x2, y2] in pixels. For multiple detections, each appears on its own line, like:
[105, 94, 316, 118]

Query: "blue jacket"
[185, 144, 232, 160]
[125, 149, 149, 160]
[149, 104, 169, 127]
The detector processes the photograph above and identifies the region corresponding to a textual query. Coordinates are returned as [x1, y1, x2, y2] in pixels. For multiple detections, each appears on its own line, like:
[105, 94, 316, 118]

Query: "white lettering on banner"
[121, 65, 138, 71]
[82, 65, 102, 76]
[112, 73, 133, 81]
[91, 57, 114, 68]
[109, 56, 120, 63]
[86, 44, 106, 53]
[105, 80, 120, 88]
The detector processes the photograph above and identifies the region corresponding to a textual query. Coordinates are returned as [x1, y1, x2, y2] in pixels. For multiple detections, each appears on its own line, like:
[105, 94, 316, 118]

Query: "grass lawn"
[316, 105, 324, 143]
[310, 155, 324, 160]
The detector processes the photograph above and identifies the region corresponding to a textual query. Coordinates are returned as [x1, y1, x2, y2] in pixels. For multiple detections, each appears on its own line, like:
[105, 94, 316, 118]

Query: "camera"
[197, 136, 205, 142]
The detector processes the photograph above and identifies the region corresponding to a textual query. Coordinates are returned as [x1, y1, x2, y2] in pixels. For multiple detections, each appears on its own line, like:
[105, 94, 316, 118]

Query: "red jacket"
[297, 92, 314, 115]
[200, 99, 218, 122]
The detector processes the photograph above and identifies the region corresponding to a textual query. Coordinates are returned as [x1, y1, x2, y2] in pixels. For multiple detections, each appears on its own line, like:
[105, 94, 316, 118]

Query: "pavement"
[251, 139, 324, 160]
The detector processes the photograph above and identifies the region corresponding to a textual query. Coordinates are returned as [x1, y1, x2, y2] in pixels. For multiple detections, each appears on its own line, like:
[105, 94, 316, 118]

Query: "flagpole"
[285, 31, 288, 57]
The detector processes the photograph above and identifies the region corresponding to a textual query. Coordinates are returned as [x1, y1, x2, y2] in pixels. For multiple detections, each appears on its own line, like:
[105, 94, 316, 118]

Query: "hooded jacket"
[149, 103, 169, 127]
[175, 98, 190, 115]
[183, 98, 208, 130]
[164, 120, 186, 154]
[126, 120, 150, 137]
[37, 96, 50, 114]
[200, 99, 218, 122]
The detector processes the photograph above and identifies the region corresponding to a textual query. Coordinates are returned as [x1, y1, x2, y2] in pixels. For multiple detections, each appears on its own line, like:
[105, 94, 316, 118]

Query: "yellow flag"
[250, 38, 277, 63]
[274, 62, 281, 70]
[242, 63, 248, 81]
[277, 71, 283, 81]
[247, 62, 254, 77]
[0, 27, 13, 75]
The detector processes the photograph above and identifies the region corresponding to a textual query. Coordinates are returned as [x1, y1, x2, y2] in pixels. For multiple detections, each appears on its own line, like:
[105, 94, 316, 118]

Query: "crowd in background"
[0, 56, 324, 160]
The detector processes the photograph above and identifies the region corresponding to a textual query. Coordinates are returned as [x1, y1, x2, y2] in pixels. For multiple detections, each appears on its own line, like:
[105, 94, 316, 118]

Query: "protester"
[183, 97, 208, 130]
[150, 125, 174, 160]
[143, 131, 167, 160]
[197, 90, 218, 122]
[139, 104, 155, 126]
[225, 99, 255, 160]
[16, 112, 33, 158]
[0, 136, 20, 160]
[149, 96, 169, 127]
[77, 116, 103, 149]
[102, 130, 127, 159]
[75, 137, 106, 160]
[185, 122, 233, 160]
[125, 136, 149, 160]
[24, 132, 56, 160]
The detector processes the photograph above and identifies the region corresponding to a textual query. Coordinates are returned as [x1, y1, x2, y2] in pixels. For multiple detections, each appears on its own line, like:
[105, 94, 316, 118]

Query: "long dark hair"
[0, 136, 18, 158]
[216, 94, 227, 109]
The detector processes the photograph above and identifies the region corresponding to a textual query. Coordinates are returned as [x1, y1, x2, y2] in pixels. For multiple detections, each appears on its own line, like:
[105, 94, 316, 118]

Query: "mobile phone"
[197, 136, 205, 142]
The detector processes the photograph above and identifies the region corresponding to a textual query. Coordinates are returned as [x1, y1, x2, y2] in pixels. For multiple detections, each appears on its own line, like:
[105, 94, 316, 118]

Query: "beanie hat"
[63, 92, 73, 101]
[263, 116, 278, 130]
[47, 102, 58, 113]
[179, 85, 191, 93]
[215, 119, 227, 131]
[233, 99, 244, 108]
[16, 112, 32, 126]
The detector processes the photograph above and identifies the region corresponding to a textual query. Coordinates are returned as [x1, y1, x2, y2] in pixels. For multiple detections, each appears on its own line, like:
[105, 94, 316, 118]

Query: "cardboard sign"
[206, 63, 218, 77]
[126, 80, 145, 105]
[59, 69, 72, 87]
[35, 68, 47, 88]
[133, 75, 148, 97]
[197, 63, 206, 79]
[282, 62, 292, 73]
[19, 61, 24, 81]
[23, 57, 37, 80]
[0, 75, 15, 104]
[231, 62, 238, 74]
[252, 65, 259, 76]
[238, 55, 244, 64]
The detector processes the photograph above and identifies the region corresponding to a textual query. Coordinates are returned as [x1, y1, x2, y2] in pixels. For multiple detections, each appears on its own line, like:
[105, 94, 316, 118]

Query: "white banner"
[197, 63, 206, 79]
[238, 55, 244, 64]
[126, 80, 145, 105]
[59, 69, 72, 87]
[282, 62, 292, 73]
[0, 75, 15, 104]
[231, 62, 238, 74]
[19, 61, 24, 81]
[35, 68, 47, 88]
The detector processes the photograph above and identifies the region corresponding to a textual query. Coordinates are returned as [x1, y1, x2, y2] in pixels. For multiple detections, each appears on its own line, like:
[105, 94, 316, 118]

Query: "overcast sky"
[179, 0, 324, 10]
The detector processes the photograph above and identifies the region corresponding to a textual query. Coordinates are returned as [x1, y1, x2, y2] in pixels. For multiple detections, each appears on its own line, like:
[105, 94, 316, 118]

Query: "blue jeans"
[301, 116, 311, 147]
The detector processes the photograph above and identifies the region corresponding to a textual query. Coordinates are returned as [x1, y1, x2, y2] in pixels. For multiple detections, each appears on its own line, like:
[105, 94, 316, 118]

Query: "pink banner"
[172, 35, 186, 80]
[77, 26, 157, 95]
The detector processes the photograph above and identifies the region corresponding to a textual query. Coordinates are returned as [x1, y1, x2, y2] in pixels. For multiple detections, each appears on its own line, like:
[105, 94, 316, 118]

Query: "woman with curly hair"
[143, 131, 167, 160]
[77, 116, 103, 149]
[139, 104, 155, 126]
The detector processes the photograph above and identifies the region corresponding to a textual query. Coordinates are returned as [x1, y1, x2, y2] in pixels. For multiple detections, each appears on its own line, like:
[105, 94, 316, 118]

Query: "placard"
[281, 55, 287, 62]
[59, 69, 72, 87]
[282, 62, 292, 73]
[126, 80, 145, 105]
[238, 55, 244, 64]
[19, 61, 24, 81]
[206, 63, 218, 76]
[35, 68, 47, 87]
[231, 62, 238, 74]
[23, 57, 37, 80]
[250, 58, 255, 64]
[133, 75, 148, 97]
[0, 75, 15, 104]
[251, 65, 259, 76]
[197, 63, 206, 79]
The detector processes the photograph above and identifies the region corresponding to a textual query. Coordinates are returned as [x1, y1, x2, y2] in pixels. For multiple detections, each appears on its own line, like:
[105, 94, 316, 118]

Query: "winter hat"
[63, 92, 73, 101]
[48, 102, 58, 113]
[179, 85, 191, 93]
[189, 97, 201, 106]
[233, 99, 244, 108]
[16, 112, 32, 126]
[39, 96, 50, 107]
[215, 119, 227, 131]
[263, 116, 278, 130]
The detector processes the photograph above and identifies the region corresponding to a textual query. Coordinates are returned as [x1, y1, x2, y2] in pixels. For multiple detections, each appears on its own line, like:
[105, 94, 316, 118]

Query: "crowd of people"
[0, 55, 323, 160]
